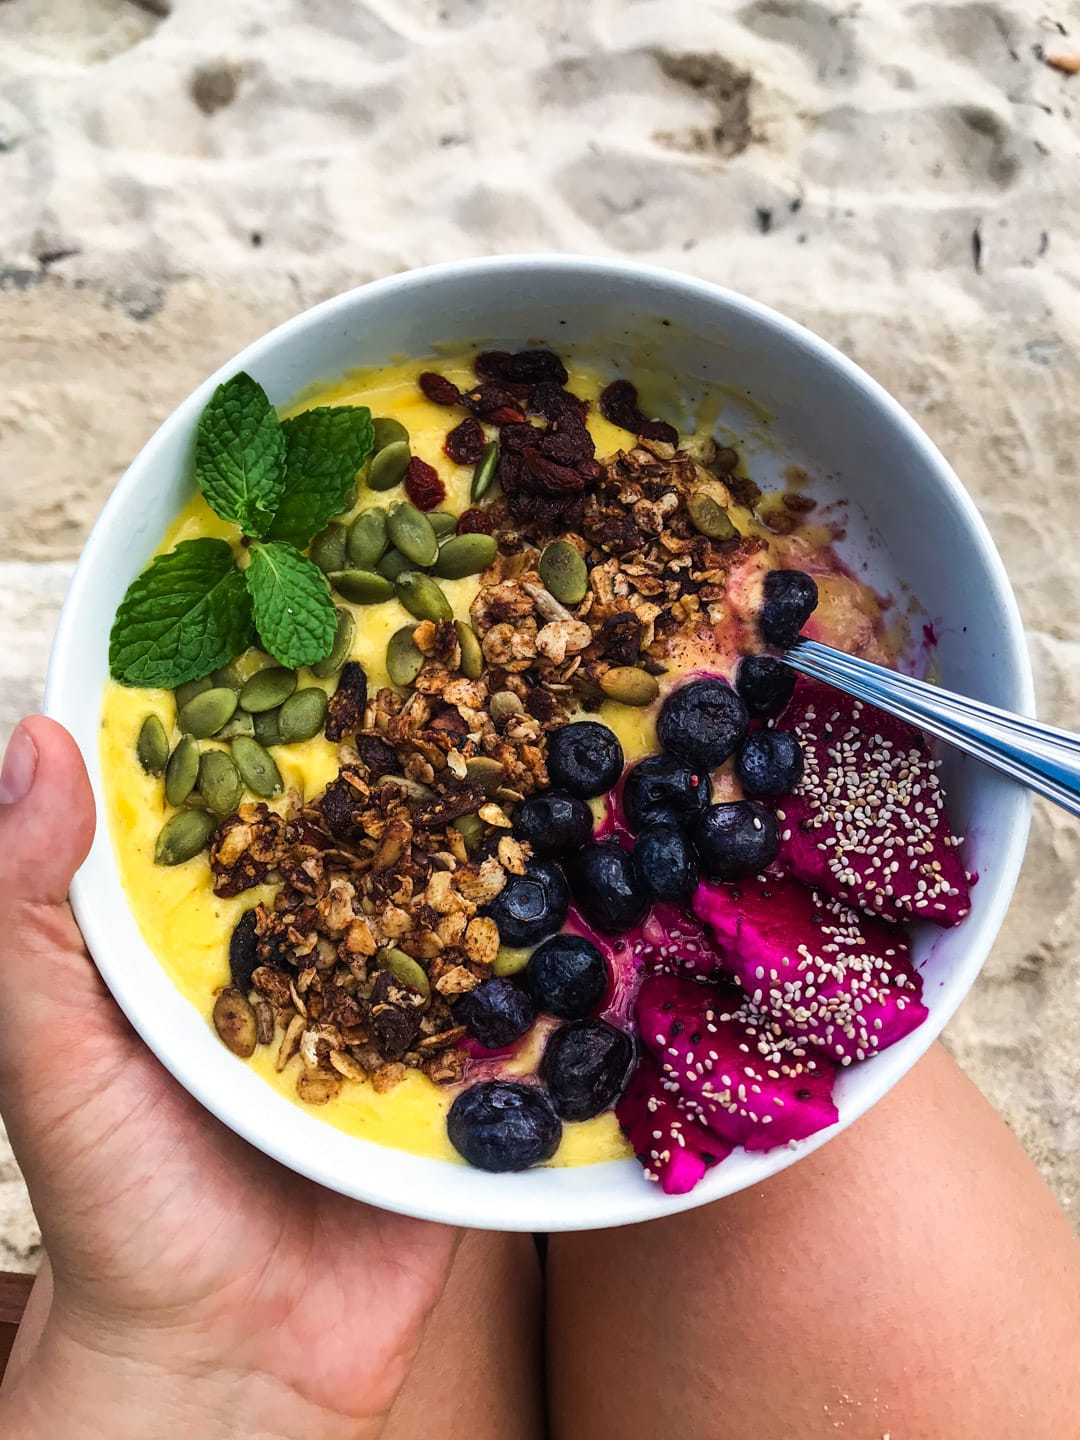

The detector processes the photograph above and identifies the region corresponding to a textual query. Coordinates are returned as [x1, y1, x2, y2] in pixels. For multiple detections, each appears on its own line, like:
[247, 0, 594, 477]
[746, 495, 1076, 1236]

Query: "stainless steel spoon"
[783, 637, 1080, 820]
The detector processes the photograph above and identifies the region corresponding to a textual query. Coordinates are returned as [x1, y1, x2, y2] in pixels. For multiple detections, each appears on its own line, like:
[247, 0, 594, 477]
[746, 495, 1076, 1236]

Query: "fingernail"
[0, 725, 38, 805]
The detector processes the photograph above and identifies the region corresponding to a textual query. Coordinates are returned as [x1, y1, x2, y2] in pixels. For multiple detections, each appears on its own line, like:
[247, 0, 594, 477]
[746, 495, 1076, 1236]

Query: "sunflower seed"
[310, 521, 348, 574]
[455, 620, 484, 680]
[375, 946, 431, 998]
[386, 625, 425, 687]
[388, 501, 438, 567]
[278, 687, 329, 743]
[489, 690, 523, 722]
[600, 666, 660, 706]
[311, 607, 355, 679]
[239, 666, 298, 713]
[136, 715, 169, 776]
[367, 439, 412, 492]
[231, 736, 283, 797]
[346, 508, 389, 571]
[372, 416, 409, 451]
[538, 540, 588, 607]
[164, 734, 200, 805]
[154, 807, 217, 866]
[433, 533, 497, 580]
[395, 571, 452, 622]
[197, 749, 244, 815]
[471, 439, 499, 501]
[328, 569, 396, 605]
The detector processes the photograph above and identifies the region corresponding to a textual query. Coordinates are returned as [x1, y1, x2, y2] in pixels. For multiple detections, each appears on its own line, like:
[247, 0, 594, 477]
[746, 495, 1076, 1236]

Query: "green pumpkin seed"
[471, 439, 499, 501]
[328, 569, 395, 604]
[197, 749, 244, 816]
[310, 521, 348, 574]
[210, 661, 245, 693]
[136, 715, 169, 776]
[375, 946, 431, 998]
[387, 501, 438, 567]
[600, 666, 660, 707]
[395, 571, 453, 622]
[155, 807, 217, 866]
[377, 547, 411, 581]
[213, 987, 257, 1057]
[465, 756, 505, 792]
[378, 773, 436, 804]
[453, 813, 485, 852]
[489, 690, 523, 722]
[687, 491, 736, 541]
[373, 416, 409, 450]
[386, 625, 425, 687]
[231, 736, 283, 798]
[278, 687, 329, 744]
[493, 945, 531, 977]
[539, 540, 588, 607]
[178, 686, 238, 740]
[239, 666, 298, 713]
[253, 709, 282, 746]
[215, 711, 255, 740]
[346, 508, 389, 571]
[455, 620, 484, 680]
[341, 484, 358, 513]
[311, 607, 355, 679]
[428, 510, 458, 538]
[164, 735, 200, 806]
[433, 533, 498, 580]
[367, 439, 412, 492]
[174, 676, 211, 710]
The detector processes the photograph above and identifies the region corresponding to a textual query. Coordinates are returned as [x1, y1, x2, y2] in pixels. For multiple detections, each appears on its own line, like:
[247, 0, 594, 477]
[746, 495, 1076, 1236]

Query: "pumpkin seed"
[453, 813, 485, 852]
[387, 501, 438, 567]
[346, 508, 388, 571]
[428, 510, 458, 538]
[231, 736, 283, 797]
[136, 715, 169, 776]
[433, 532, 497, 580]
[213, 986, 257, 1058]
[600, 666, 660, 707]
[174, 676, 211, 710]
[197, 749, 244, 815]
[373, 416, 409, 450]
[215, 711, 255, 740]
[328, 569, 396, 605]
[211, 661, 245, 693]
[310, 521, 348, 574]
[155, 807, 217, 866]
[253, 708, 282, 746]
[377, 773, 436, 805]
[375, 946, 431, 998]
[455, 620, 484, 680]
[386, 625, 425, 687]
[539, 540, 588, 607]
[471, 439, 499, 501]
[240, 666, 297, 713]
[376, 547, 411, 581]
[341, 484, 358, 513]
[687, 490, 736, 541]
[395, 570, 453, 622]
[489, 690, 524, 722]
[311, 607, 355, 679]
[278, 687, 328, 743]
[178, 686, 238, 738]
[367, 439, 412, 492]
[164, 735, 200, 805]
[681, 434, 717, 467]
[493, 945, 531, 977]
[465, 756, 505, 792]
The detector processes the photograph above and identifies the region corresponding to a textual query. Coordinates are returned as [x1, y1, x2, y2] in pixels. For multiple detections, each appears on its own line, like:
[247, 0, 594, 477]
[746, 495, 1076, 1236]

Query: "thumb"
[0, 716, 95, 905]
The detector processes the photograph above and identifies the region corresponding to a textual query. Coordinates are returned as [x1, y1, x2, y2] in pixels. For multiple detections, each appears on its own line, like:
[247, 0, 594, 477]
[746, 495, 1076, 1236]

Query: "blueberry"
[759, 569, 819, 648]
[566, 839, 649, 934]
[694, 801, 781, 881]
[657, 678, 748, 770]
[735, 731, 804, 798]
[526, 933, 609, 1019]
[485, 858, 570, 947]
[547, 721, 624, 799]
[631, 823, 700, 902]
[736, 654, 796, 719]
[451, 977, 536, 1050]
[515, 791, 594, 857]
[447, 1081, 562, 1172]
[622, 753, 711, 832]
[540, 1020, 635, 1121]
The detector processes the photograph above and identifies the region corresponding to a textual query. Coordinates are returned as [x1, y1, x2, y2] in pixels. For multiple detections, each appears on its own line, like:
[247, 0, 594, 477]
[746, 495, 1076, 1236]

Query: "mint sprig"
[109, 372, 373, 687]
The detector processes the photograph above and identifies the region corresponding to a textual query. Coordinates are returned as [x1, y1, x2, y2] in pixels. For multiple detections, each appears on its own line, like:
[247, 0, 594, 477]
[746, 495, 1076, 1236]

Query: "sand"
[0, 0, 1078, 1266]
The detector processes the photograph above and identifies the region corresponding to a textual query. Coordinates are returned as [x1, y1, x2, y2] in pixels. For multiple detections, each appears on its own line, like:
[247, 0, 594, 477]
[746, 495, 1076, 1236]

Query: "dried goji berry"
[443, 416, 485, 466]
[464, 382, 525, 424]
[521, 447, 586, 494]
[418, 371, 463, 407]
[404, 455, 446, 510]
[457, 507, 497, 535]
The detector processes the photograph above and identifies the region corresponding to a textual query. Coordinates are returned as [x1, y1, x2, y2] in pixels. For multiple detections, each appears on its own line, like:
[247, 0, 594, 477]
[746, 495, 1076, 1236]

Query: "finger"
[0, 717, 95, 906]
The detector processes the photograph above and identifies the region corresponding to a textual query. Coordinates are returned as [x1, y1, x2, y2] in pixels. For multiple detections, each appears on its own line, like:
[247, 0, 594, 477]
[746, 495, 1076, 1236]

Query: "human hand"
[0, 718, 460, 1440]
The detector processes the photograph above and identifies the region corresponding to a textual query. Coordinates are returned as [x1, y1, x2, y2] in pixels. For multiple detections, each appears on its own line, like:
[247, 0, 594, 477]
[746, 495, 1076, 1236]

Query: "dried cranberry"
[577, 457, 603, 481]
[418, 371, 463, 407]
[464, 382, 525, 424]
[476, 349, 569, 385]
[537, 421, 594, 466]
[496, 451, 524, 496]
[500, 421, 543, 453]
[531, 382, 588, 424]
[404, 456, 446, 510]
[598, 611, 643, 666]
[474, 350, 515, 380]
[526, 687, 558, 722]
[354, 734, 400, 775]
[444, 416, 486, 465]
[457, 507, 497, 535]
[326, 661, 369, 742]
[521, 447, 586, 495]
[639, 417, 679, 445]
[598, 379, 678, 446]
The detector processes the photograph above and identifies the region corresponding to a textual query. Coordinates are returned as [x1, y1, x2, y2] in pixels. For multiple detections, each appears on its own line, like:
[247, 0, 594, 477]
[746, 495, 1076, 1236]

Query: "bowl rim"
[44, 254, 1034, 1230]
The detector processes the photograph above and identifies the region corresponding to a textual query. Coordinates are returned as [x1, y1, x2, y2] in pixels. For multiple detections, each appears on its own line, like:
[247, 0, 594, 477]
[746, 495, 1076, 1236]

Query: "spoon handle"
[784, 638, 1080, 820]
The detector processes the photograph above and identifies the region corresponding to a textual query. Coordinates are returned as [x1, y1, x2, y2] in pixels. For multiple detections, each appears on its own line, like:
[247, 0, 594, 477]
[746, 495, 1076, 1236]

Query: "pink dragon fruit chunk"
[693, 875, 928, 1065]
[616, 1056, 730, 1195]
[773, 679, 971, 927]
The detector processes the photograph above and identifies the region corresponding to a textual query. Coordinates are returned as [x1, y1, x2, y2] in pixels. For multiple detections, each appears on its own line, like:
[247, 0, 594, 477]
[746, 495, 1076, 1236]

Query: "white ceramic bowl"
[45, 257, 1032, 1232]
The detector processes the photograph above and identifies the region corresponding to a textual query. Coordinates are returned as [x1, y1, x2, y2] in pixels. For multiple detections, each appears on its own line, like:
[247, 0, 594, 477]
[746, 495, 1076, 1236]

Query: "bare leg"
[548, 1045, 1080, 1440]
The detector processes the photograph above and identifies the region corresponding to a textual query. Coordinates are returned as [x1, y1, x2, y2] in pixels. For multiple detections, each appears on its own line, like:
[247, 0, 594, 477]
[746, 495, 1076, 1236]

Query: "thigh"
[547, 1045, 1080, 1440]
[386, 1228, 544, 1440]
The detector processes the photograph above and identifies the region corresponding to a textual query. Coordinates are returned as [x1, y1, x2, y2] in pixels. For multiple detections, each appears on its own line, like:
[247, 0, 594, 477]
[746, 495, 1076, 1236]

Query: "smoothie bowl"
[45, 257, 1032, 1231]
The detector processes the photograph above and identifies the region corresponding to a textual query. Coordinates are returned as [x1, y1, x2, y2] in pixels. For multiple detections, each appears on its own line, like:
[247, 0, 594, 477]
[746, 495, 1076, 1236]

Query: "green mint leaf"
[195, 372, 287, 537]
[245, 540, 336, 668]
[266, 405, 375, 547]
[109, 538, 252, 688]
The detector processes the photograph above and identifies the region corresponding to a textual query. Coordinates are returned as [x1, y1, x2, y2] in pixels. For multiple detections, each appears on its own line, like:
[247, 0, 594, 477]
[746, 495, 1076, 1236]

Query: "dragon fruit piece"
[693, 875, 928, 1065]
[636, 972, 839, 1153]
[616, 1056, 730, 1195]
[773, 679, 971, 927]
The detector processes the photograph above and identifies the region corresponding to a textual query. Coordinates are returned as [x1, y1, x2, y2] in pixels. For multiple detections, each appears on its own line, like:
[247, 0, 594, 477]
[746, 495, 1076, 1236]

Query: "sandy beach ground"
[0, 0, 1078, 1266]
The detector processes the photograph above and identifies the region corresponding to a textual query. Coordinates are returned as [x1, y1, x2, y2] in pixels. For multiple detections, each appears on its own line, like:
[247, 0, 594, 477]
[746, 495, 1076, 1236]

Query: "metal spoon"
[783, 637, 1080, 820]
